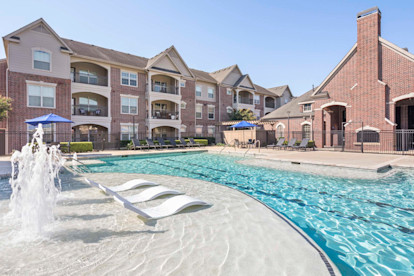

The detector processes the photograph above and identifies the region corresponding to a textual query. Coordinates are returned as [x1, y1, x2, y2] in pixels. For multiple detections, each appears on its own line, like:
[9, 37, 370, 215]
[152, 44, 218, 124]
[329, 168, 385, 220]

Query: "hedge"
[280, 139, 314, 148]
[126, 138, 209, 149]
[183, 137, 215, 145]
[60, 142, 93, 153]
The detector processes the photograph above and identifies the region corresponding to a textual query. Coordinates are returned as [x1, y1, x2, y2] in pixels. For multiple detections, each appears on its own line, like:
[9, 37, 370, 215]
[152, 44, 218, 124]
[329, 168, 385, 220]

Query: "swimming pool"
[83, 152, 414, 275]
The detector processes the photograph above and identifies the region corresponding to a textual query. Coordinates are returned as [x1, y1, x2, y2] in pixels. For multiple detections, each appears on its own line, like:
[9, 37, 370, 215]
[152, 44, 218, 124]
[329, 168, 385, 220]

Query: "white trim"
[378, 80, 386, 86]
[392, 92, 414, 103]
[195, 103, 203, 119]
[25, 80, 57, 87]
[355, 125, 380, 133]
[302, 103, 312, 113]
[32, 48, 52, 72]
[298, 100, 315, 105]
[385, 118, 397, 126]
[120, 71, 138, 87]
[120, 95, 139, 115]
[275, 122, 285, 129]
[320, 101, 348, 109]
[180, 124, 187, 132]
[300, 121, 311, 126]
[195, 85, 202, 97]
[379, 37, 414, 62]
[26, 82, 56, 109]
[312, 44, 357, 96]
[350, 83, 358, 90]
[208, 105, 215, 120]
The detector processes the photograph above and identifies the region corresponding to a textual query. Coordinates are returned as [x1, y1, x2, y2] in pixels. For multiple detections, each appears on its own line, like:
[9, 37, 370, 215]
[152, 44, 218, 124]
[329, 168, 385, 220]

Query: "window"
[79, 70, 97, 85]
[33, 50, 50, 71]
[227, 89, 232, 95]
[226, 106, 233, 114]
[276, 124, 284, 138]
[79, 97, 98, 106]
[208, 87, 214, 99]
[196, 85, 202, 97]
[357, 130, 379, 143]
[233, 92, 237, 103]
[196, 125, 203, 136]
[303, 103, 312, 112]
[28, 123, 54, 143]
[28, 84, 55, 108]
[180, 125, 187, 133]
[254, 95, 260, 105]
[180, 81, 186, 87]
[181, 101, 187, 109]
[196, 104, 202, 119]
[302, 124, 311, 139]
[208, 126, 215, 135]
[121, 124, 138, 140]
[121, 71, 138, 86]
[208, 106, 215, 120]
[121, 96, 138, 114]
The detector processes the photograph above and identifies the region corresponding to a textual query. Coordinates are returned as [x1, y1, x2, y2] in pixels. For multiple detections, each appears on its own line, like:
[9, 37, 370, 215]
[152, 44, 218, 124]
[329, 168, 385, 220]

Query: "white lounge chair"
[114, 195, 211, 220]
[86, 178, 159, 194]
[125, 186, 183, 203]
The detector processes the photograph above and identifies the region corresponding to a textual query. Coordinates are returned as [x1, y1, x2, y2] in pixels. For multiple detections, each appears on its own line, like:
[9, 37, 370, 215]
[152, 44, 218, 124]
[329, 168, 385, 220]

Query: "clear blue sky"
[1, 0, 413, 96]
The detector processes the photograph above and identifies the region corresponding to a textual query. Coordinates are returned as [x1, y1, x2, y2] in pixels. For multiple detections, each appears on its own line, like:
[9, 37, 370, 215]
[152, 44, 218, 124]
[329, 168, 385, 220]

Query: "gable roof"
[3, 18, 73, 54]
[254, 83, 278, 96]
[268, 85, 291, 97]
[210, 64, 239, 84]
[190, 68, 217, 83]
[261, 88, 316, 120]
[379, 37, 414, 62]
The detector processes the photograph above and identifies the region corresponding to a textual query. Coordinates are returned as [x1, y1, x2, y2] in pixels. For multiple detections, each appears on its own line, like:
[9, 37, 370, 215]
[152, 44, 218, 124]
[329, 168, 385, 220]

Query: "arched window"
[276, 124, 284, 138]
[302, 124, 311, 139]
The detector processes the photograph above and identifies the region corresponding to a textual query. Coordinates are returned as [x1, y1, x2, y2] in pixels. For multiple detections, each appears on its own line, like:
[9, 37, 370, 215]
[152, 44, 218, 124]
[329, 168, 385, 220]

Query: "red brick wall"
[180, 79, 196, 134]
[0, 60, 8, 129]
[218, 86, 232, 122]
[110, 67, 146, 135]
[255, 94, 264, 118]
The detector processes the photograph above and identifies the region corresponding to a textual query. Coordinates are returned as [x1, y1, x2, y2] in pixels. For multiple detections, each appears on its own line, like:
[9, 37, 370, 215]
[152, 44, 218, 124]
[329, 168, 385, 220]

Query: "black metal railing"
[71, 72, 108, 86]
[265, 102, 275, 108]
[72, 105, 108, 116]
[238, 98, 253, 105]
[151, 83, 178, 94]
[151, 110, 179, 120]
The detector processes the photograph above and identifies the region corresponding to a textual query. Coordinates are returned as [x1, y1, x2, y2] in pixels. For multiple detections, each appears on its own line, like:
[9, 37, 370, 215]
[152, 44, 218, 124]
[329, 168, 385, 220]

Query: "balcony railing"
[71, 72, 108, 86]
[151, 83, 178, 95]
[150, 110, 179, 120]
[239, 98, 253, 105]
[265, 102, 275, 108]
[72, 105, 108, 116]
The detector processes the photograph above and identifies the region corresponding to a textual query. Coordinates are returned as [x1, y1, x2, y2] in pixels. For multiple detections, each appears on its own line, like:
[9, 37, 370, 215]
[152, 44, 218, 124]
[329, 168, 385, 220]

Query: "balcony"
[151, 83, 178, 95]
[72, 105, 108, 117]
[72, 72, 108, 86]
[265, 102, 275, 108]
[239, 98, 253, 105]
[151, 110, 179, 120]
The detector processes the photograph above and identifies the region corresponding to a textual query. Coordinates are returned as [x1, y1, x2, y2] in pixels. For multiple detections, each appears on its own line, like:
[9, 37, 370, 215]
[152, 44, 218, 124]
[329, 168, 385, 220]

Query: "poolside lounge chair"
[266, 138, 285, 150]
[125, 185, 183, 203]
[179, 138, 193, 147]
[146, 138, 161, 150]
[168, 138, 185, 148]
[292, 138, 310, 151]
[188, 138, 202, 147]
[132, 138, 149, 150]
[114, 194, 211, 220]
[157, 138, 174, 149]
[282, 138, 297, 150]
[85, 178, 159, 193]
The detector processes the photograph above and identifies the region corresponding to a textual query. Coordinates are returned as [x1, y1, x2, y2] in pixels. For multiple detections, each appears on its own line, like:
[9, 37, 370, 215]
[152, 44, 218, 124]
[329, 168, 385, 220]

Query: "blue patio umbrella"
[230, 120, 258, 128]
[25, 113, 73, 126]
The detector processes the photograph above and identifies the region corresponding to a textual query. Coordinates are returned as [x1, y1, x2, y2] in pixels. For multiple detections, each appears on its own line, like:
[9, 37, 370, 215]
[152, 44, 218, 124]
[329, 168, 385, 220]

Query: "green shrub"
[216, 143, 226, 146]
[60, 142, 93, 153]
[192, 139, 208, 146]
[120, 140, 131, 148]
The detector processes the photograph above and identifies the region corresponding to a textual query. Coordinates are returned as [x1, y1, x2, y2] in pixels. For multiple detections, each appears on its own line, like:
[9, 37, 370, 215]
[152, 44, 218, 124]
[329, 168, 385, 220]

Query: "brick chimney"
[357, 7, 381, 84]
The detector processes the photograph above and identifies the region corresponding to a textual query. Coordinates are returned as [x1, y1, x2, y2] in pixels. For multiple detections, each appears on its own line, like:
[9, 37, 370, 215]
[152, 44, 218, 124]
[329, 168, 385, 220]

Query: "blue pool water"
[86, 152, 412, 275]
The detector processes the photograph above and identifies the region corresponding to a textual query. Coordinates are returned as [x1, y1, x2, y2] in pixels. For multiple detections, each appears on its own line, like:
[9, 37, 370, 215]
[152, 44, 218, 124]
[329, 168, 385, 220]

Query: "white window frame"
[180, 81, 186, 87]
[120, 94, 139, 115]
[208, 105, 215, 120]
[254, 95, 260, 105]
[207, 87, 215, 99]
[32, 48, 52, 72]
[208, 125, 215, 135]
[196, 104, 203, 119]
[276, 122, 285, 138]
[303, 103, 312, 112]
[181, 101, 187, 109]
[195, 125, 203, 136]
[196, 85, 202, 97]
[226, 89, 232, 95]
[226, 106, 233, 113]
[121, 71, 138, 87]
[120, 123, 139, 140]
[26, 81, 57, 109]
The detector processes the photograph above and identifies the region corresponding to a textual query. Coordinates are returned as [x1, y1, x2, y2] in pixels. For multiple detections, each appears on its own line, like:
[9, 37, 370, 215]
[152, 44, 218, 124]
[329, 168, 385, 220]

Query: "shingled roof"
[254, 83, 279, 96]
[190, 68, 217, 83]
[268, 85, 290, 97]
[261, 88, 315, 120]
[209, 64, 238, 83]
[62, 38, 149, 69]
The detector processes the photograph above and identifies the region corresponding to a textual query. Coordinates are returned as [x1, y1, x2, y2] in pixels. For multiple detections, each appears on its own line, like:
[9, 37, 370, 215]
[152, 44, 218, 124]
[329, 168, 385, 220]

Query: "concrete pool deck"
[0, 172, 339, 275]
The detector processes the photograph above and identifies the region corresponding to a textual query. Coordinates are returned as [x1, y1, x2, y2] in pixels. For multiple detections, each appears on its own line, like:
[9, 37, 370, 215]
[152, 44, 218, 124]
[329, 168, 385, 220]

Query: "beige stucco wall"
[195, 81, 216, 102]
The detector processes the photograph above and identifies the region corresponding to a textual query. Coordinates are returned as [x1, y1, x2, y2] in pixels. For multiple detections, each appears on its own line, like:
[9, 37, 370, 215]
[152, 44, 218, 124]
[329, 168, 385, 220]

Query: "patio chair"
[168, 138, 185, 148]
[79, 108, 86, 115]
[247, 139, 256, 148]
[234, 139, 240, 148]
[95, 109, 101, 116]
[146, 138, 161, 150]
[179, 138, 193, 147]
[267, 137, 285, 150]
[157, 138, 174, 149]
[188, 138, 202, 147]
[282, 138, 297, 150]
[292, 138, 310, 151]
[132, 138, 149, 150]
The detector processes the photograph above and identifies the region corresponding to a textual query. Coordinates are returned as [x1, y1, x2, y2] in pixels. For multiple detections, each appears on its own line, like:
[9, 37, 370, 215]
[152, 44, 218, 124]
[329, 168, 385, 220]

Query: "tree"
[0, 96, 12, 121]
[229, 108, 256, 121]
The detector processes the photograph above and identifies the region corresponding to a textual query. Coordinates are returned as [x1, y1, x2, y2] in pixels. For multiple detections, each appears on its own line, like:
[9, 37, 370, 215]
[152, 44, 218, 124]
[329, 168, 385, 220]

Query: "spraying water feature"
[8, 123, 65, 238]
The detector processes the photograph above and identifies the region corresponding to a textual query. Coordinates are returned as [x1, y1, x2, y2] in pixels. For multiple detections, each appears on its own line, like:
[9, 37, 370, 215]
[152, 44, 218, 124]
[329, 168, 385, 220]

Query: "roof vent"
[403, 47, 409, 52]
[10, 36, 20, 40]
[357, 6, 381, 18]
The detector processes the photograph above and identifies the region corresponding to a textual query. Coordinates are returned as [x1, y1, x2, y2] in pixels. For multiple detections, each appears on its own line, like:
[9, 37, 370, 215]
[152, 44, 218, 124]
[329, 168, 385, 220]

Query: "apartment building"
[263, 7, 414, 153]
[0, 18, 291, 153]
